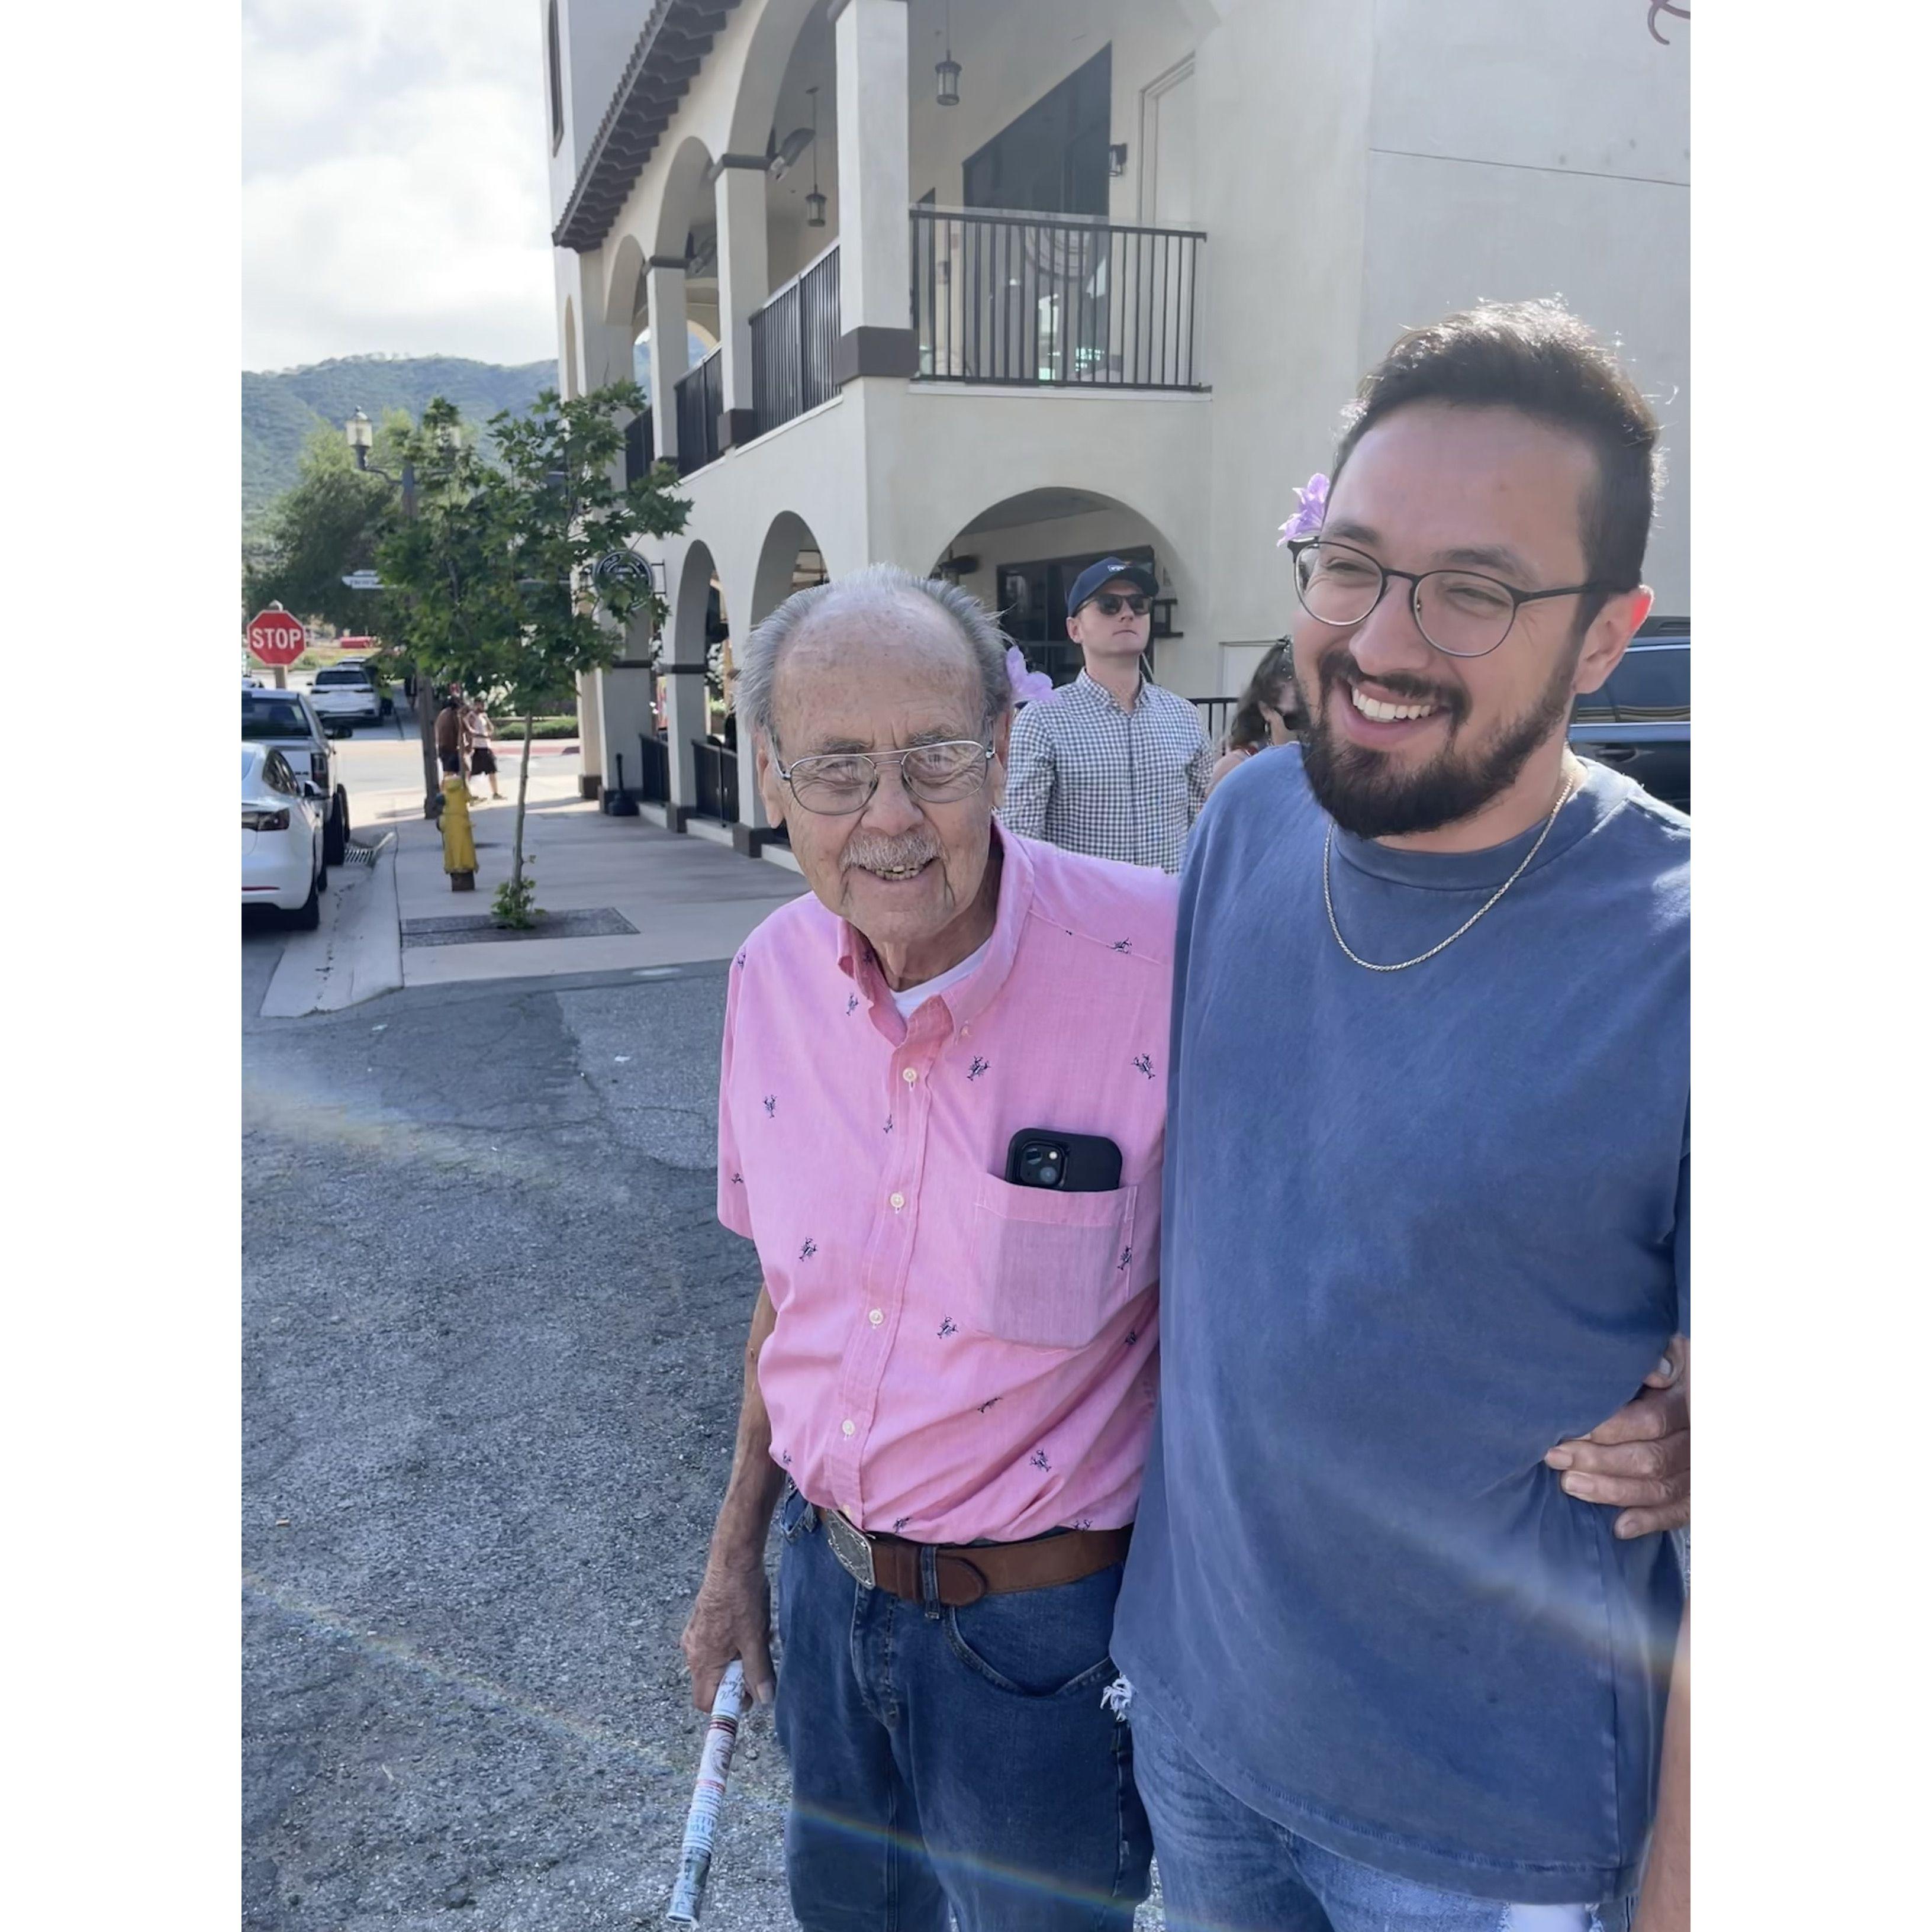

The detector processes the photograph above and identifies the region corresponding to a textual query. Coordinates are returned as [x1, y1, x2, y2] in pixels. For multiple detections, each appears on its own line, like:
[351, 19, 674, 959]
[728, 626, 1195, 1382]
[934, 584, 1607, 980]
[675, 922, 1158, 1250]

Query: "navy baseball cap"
[1066, 556, 1158, 617]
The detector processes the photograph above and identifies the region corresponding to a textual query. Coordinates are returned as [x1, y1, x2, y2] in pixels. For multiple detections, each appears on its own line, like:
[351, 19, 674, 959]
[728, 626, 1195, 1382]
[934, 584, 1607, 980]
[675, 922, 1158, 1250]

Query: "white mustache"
[843, 833, 941, 872]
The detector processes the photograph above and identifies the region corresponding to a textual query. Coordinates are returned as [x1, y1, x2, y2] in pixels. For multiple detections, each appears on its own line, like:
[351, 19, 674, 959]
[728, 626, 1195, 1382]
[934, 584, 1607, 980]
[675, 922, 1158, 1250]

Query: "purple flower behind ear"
[1006, 645, 1053, 704]
[1277, 472, 1329, 546]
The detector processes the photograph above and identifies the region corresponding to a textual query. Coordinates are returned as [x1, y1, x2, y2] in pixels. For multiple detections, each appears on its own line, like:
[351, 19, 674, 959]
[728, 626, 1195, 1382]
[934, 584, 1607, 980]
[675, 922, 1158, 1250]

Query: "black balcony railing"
[1192, 696, 1237, 747]
[623, 405, 654, 485]
[752, 243, 841, 437]
[675, 349, 724, 474]
[636, 731, 669, 804]
[692, 738, 739, 823]
[912, 208, 1206, 389]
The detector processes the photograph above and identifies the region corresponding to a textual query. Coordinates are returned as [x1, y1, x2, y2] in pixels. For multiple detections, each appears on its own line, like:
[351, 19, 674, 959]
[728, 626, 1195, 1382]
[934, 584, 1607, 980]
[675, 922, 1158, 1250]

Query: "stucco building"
[540, 0, 1689, 852]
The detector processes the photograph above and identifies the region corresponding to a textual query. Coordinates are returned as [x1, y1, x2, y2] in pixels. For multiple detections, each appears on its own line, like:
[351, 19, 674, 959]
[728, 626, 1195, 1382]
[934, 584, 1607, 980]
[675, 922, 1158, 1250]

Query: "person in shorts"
[462, 697, 500, 800]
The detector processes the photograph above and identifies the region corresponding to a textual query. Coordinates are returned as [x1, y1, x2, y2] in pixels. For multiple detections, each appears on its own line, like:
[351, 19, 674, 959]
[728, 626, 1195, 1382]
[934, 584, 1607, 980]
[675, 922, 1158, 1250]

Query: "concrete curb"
[260, 835, 404, 1017]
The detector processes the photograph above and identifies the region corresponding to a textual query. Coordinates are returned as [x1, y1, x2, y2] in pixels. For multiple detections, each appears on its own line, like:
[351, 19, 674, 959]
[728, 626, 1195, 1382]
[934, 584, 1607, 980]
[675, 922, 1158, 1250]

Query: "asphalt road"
[242, 958, 795, 1930]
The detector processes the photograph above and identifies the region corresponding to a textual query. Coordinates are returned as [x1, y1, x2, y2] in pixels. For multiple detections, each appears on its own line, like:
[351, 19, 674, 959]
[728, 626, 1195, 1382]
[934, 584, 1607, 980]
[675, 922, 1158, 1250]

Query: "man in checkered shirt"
[1001, 558, 1215, 872]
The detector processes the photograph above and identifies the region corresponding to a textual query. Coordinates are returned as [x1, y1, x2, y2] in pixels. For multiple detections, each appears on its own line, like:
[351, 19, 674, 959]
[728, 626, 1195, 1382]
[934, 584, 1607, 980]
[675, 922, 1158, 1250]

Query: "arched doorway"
[928, 487, 1190, 691]
[668, 542, 736, 823]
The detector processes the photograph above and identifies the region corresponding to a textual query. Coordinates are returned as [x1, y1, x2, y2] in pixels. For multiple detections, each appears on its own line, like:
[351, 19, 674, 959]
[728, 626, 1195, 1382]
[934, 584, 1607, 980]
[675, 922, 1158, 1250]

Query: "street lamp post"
[346, 410, 439, 816]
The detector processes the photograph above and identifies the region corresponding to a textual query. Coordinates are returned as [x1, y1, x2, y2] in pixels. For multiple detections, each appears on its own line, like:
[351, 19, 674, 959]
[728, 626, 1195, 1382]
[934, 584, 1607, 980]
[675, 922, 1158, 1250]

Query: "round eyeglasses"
[774, 739, 994, 816]
[1285, 537, 1621, 659]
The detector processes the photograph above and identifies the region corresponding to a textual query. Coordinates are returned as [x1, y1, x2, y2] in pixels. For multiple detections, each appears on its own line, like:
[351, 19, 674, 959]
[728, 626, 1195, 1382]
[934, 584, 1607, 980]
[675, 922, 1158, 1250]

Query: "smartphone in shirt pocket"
[965, 1131, 1137, 1350]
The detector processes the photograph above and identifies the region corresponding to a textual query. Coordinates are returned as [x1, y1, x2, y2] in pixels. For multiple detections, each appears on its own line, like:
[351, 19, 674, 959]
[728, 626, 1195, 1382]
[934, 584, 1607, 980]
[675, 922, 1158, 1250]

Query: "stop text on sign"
[247, 609, 308, 668]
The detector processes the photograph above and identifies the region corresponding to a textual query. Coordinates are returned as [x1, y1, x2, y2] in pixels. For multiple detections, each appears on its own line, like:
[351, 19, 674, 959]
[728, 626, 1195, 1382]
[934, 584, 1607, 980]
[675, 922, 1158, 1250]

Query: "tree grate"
[401, 907, 640, 949]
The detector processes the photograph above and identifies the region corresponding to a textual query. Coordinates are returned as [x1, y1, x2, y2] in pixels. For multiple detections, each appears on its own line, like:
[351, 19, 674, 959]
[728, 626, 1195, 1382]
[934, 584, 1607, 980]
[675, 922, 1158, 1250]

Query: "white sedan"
[242, 745, 326, 926]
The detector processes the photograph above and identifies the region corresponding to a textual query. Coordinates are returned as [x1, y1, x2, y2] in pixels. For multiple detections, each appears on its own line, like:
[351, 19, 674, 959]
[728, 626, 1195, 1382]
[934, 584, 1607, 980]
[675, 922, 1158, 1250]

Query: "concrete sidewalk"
[365, 758, 804, 994]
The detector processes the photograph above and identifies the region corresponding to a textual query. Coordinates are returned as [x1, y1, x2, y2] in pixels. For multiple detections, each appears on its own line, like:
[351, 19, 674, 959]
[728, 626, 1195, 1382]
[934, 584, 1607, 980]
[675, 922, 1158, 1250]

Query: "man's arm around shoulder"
[680, 1284, 786, 1708]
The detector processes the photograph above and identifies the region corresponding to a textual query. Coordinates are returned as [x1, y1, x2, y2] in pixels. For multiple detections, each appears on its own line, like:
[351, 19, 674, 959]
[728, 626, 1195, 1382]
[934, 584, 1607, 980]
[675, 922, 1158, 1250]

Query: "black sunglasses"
[1081, 593, 1151, 618]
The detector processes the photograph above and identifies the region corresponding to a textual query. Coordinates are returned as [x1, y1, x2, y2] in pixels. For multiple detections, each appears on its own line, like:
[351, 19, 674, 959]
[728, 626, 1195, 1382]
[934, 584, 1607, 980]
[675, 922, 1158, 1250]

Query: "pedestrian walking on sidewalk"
[462, 697, 500, 800]
[433, 694, 463, 780]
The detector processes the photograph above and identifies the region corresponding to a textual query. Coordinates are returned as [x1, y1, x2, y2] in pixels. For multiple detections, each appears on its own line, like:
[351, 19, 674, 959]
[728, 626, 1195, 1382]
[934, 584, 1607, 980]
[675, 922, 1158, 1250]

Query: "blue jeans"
[772, 1485, 1152, 1931]
[1129, 1698, 1637, 1932]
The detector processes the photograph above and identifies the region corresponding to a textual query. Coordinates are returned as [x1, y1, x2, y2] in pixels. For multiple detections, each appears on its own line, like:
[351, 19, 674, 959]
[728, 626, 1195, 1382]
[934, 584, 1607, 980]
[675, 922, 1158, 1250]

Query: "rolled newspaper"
[665, 1660, 747, 1923]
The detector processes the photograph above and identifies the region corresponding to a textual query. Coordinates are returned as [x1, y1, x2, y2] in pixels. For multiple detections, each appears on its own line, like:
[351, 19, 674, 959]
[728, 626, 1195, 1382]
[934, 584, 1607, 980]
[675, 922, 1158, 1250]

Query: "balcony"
[751, 243, 841, 438]
[911, 209, 1206, 391]
[675, 348, 724, 475]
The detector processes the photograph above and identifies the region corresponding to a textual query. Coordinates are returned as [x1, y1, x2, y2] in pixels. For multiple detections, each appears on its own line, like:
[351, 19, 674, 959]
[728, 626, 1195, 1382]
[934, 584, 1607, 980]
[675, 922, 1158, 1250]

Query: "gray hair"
[733, 563, 1012, 746]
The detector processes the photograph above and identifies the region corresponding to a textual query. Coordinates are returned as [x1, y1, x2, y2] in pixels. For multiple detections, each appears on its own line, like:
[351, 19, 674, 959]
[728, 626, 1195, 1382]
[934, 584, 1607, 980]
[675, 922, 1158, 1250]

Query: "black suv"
[1569, 618, 1689, 814]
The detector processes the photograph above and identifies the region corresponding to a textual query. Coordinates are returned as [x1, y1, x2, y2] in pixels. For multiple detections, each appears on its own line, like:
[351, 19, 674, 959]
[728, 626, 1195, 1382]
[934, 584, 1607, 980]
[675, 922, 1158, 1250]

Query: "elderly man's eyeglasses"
[1285, 537, 1620, 659]
[1080, 593, 1151, 619]
[774, 739, 994, 816]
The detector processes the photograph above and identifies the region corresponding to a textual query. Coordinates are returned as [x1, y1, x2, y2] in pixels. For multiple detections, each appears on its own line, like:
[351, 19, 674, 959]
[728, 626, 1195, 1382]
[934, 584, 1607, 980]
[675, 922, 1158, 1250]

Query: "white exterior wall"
[1359, 0, 1691, 614]
[545, 0, 1690, 771]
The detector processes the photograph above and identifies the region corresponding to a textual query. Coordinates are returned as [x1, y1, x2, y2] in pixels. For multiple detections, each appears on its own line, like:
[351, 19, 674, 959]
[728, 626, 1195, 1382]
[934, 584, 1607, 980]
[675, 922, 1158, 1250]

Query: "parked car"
[308, 662, 384, 732]
[242, 688, 350, 864]
[1569, 617, 1689, 814]
[241, 745, 326, 927]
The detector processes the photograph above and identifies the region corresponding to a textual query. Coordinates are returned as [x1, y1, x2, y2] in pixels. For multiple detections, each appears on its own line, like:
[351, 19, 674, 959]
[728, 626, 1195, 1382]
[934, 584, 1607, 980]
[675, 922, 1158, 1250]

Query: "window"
[313, 665, 372, 687]
[242, 696, 313, 740]
[963, 47, 1112, 216]
[1573, 643, 1690, 724]
[262, 752, 296, 794]
[546, 1, 565, 152]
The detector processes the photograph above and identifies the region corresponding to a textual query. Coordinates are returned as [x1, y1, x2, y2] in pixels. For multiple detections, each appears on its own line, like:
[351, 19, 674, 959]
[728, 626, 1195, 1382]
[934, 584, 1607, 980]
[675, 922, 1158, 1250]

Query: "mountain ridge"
[243, 353, 559, 524]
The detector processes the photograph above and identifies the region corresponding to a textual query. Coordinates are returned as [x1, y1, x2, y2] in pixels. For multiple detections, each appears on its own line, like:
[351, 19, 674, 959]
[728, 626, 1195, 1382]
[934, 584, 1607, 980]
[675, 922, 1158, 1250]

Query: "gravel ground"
[243, 958, 1164, 1930]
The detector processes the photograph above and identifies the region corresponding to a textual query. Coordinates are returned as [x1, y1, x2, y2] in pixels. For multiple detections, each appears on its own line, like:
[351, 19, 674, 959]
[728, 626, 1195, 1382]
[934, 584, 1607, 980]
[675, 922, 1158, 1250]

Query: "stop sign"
[247, 608, 308, 669]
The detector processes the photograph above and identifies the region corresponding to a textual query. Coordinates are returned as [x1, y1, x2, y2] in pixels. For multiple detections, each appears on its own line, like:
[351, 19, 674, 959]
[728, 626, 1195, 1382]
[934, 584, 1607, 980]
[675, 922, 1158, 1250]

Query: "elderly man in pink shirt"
[678, 564, 1684, 1932]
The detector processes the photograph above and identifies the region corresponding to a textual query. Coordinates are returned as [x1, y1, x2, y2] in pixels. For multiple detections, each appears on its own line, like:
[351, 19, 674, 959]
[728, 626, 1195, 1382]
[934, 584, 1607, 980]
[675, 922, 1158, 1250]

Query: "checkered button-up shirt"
[1000, 672, 1213, 872]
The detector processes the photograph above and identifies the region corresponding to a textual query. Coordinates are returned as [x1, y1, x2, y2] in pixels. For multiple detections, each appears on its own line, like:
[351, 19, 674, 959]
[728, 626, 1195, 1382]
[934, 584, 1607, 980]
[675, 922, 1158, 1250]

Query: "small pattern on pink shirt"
[715, 830, 1177, 1544]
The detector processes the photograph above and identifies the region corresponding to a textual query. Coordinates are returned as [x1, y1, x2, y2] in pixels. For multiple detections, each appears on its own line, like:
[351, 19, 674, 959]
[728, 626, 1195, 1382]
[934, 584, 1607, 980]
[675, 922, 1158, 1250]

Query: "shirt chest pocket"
[965, 1170, 1141, 1350]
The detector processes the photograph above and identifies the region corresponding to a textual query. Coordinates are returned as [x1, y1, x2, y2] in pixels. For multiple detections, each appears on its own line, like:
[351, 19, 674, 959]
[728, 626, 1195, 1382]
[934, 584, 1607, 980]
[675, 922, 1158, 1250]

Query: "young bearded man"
[1111, 302, 1692, 1932]
[1001, 557, 1213, 871]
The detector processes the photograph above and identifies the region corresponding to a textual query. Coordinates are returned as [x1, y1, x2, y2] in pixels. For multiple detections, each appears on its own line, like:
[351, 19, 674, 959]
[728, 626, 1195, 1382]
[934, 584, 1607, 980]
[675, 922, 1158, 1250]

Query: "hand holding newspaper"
[665, 1659, 747, 1923]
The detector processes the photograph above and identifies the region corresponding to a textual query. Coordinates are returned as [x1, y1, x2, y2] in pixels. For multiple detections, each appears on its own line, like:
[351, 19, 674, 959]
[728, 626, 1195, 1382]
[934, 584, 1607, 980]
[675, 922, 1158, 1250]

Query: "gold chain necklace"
[1322, 774, 1579, 974]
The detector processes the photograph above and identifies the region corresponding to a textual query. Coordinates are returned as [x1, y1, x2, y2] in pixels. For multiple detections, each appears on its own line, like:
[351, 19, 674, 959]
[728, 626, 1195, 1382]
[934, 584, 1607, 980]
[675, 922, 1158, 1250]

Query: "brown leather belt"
[815, 1504, 1130, 1608]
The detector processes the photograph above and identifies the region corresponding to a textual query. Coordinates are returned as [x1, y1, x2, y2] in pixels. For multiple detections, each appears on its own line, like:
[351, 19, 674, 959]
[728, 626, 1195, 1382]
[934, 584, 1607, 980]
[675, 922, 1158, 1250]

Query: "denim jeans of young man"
[1129, 1698, 1637, 1932]
[771, 1485, 1152, 1931]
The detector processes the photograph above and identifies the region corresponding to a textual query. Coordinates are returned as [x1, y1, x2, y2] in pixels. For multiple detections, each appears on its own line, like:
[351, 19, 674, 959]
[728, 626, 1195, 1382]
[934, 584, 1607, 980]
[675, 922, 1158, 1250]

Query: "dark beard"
[1299, 646, 1579, 840]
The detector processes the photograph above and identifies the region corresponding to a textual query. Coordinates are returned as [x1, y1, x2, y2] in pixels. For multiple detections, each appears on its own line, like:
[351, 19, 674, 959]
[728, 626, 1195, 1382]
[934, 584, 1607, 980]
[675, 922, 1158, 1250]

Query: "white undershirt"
[887, 938, 992, 1019]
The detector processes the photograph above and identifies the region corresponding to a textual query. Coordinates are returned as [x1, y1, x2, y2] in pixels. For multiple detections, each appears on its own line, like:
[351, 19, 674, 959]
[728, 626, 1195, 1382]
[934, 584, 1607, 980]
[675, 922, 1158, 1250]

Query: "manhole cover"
[401, 907, 640, 949]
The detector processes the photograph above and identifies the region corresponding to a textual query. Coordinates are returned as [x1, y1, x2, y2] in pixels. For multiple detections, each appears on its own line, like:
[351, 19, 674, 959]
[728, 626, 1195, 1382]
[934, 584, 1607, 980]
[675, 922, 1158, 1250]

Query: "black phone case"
[1004, 1129, 1124, 1193]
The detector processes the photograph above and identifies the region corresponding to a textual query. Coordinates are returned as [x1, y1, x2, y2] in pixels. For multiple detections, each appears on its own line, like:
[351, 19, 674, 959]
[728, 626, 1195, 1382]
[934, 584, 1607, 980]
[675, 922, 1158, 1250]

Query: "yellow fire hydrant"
[440, 777, 477, 890]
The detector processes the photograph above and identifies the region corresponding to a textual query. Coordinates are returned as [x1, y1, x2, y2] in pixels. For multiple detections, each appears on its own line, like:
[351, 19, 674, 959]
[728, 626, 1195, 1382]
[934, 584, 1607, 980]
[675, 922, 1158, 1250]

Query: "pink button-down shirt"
[717, 826, 1178, 1544]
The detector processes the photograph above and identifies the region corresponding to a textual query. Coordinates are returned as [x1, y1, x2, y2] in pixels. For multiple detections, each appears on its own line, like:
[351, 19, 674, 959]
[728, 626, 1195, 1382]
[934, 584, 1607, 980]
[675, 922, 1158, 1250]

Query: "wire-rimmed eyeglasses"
[1284, 537, 1622, 659]
[773, 739, 994, 816]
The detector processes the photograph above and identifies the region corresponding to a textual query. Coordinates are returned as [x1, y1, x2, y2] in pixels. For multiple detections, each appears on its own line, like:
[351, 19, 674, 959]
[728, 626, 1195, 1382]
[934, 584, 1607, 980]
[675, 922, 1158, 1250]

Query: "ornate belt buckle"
[823, 1511, 877, 1590]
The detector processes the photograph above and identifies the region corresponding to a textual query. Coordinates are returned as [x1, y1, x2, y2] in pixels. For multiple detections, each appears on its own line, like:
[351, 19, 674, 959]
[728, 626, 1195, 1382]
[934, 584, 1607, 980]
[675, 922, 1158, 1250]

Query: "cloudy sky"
[243, 0, 560, 372]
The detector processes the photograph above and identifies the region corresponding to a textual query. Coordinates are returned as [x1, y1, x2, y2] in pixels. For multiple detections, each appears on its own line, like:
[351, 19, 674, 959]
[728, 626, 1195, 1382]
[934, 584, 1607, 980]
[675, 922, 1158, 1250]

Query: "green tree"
[242, 413, 412, 635]
[376, 384, 688, 922]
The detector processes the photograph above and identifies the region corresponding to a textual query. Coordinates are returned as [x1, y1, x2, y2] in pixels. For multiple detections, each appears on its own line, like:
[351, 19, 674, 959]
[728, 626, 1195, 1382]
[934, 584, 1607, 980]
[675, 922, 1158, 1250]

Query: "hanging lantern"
[806, 86, 827, 226]
[936, 0, 960, 105]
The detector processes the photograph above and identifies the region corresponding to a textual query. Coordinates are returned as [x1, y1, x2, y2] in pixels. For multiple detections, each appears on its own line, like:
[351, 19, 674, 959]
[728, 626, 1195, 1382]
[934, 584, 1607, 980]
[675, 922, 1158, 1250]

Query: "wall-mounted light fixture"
[936, 0, 961, 105]
[805, 86, 827, 226]
[1108, 143, 1129, 177]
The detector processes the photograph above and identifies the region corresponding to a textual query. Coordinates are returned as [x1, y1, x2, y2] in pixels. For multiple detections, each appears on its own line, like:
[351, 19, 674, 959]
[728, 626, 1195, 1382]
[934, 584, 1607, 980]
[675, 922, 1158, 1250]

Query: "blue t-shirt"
[1112, 748, 1689, 1905]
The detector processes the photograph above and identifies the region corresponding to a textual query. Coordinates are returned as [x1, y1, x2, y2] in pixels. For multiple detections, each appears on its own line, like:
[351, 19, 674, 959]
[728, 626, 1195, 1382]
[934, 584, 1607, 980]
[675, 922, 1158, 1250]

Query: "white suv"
[308, 663, 384, 732]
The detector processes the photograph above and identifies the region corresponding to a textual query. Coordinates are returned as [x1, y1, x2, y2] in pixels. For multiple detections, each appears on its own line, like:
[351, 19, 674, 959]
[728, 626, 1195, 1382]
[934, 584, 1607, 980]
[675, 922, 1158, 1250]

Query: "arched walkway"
[749, 510, 829, 627]
[926, 487, 1199, 691]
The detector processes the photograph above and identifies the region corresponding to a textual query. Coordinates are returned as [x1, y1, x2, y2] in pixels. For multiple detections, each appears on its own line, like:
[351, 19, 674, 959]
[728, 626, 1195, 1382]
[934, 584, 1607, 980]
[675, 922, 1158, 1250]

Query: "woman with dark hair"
[1207, 640, 1299, 796]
